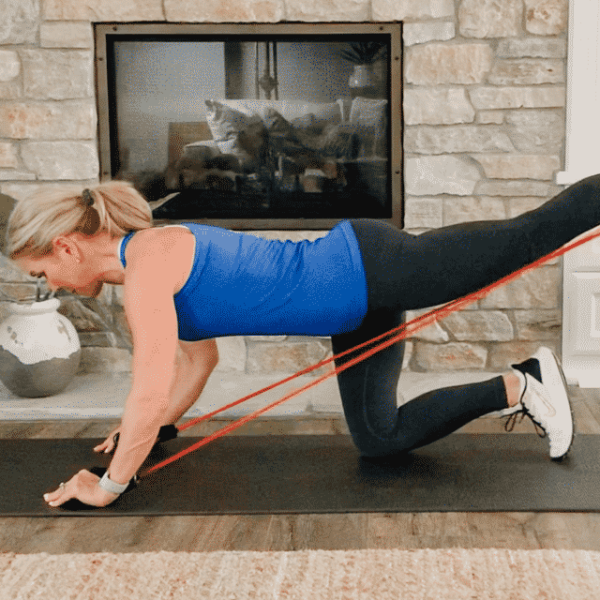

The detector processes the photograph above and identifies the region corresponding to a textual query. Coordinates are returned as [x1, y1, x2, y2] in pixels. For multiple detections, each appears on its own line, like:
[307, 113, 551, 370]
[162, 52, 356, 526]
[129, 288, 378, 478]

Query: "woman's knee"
[349, 428, 405, 458]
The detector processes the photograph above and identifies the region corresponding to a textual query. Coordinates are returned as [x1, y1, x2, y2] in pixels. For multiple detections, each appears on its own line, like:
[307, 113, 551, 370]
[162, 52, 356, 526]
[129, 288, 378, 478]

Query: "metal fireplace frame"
[95, 22, 403, 230]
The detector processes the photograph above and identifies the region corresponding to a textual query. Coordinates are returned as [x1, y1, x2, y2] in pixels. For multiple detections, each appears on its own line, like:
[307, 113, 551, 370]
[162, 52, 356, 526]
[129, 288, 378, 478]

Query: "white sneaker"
[509, 347, 574, 461]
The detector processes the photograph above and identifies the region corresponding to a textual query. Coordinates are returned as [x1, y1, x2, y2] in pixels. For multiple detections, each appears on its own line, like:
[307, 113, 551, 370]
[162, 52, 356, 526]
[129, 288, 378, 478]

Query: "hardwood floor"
[2, 386, 600, 554]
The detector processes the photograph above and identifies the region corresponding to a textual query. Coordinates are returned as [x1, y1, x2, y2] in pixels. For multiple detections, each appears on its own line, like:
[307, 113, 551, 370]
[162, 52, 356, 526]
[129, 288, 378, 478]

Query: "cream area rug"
[2, 548, 600, 599]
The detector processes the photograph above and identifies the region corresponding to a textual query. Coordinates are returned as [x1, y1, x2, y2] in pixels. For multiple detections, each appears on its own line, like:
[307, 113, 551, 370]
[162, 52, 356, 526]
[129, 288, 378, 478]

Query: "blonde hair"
[6, 181, 153, 259]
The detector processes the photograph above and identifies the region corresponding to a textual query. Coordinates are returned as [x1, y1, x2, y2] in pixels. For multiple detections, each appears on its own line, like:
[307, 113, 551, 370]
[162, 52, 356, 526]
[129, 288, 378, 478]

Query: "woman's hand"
[93, 426, 121, 454]
[43, 470, 119, 508]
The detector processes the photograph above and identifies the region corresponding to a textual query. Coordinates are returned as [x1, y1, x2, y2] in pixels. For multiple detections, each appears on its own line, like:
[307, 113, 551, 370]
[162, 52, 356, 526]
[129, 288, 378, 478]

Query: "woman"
[7, 175, 599, 508]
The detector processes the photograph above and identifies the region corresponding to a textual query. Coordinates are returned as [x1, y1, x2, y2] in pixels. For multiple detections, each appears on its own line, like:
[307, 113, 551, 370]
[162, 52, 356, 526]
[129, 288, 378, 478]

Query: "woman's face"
[16, 249, 104, 298]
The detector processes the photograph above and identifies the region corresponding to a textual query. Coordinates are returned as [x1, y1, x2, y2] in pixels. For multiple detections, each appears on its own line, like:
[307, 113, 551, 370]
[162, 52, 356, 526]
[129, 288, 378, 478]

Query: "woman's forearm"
[161, 339, 219, 425]
[107, 393, 169, 484]
[102, 341, 218, 484]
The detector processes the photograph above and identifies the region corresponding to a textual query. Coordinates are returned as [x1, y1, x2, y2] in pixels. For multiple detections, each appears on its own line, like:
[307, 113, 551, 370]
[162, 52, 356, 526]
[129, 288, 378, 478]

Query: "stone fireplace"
[0, 0, 568, 381]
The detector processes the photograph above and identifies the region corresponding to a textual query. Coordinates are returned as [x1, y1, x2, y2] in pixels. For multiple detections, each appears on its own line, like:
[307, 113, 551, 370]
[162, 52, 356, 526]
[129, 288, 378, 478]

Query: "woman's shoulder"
[122, 226, 196, 290]
[126, 225, 194, 254]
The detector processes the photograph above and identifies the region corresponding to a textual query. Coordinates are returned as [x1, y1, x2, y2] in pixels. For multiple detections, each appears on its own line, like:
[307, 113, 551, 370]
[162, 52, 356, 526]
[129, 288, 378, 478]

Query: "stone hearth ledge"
[0, 371, 496, 421]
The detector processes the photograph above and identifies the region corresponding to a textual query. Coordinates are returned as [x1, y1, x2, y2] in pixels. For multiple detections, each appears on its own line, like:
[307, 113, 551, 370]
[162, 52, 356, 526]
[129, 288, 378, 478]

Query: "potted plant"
[339, 42, 387, 92]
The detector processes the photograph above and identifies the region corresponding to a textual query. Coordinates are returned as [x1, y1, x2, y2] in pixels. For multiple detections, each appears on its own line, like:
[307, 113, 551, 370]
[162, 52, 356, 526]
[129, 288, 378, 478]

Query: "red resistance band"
[141, 226, 600, 477]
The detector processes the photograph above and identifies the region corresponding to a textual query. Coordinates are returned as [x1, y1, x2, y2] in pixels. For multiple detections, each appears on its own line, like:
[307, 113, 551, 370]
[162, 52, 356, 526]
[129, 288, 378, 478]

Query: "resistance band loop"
[141, 225, 600, 478]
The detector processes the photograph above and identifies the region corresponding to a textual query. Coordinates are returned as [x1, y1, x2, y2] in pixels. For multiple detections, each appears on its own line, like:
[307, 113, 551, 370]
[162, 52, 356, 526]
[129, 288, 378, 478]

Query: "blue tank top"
[120, 221, 368, 341]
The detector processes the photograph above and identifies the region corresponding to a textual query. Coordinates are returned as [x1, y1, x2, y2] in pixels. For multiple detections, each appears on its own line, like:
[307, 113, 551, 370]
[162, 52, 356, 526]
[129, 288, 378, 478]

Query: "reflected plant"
[338, 42, 387, 65]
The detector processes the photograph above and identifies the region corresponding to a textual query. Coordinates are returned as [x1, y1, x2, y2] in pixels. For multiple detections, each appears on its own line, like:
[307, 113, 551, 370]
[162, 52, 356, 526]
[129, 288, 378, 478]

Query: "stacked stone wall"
[0, 0, 568, 375]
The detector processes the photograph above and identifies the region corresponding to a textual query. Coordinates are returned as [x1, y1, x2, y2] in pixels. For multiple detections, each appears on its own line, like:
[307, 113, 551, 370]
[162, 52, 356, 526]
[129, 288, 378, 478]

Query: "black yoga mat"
[2, 434, 599, 516]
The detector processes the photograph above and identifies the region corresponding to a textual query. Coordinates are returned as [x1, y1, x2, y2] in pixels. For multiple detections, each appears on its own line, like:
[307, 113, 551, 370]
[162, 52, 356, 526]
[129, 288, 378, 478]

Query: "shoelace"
[504, 409, 547, 438]
[504, 374, 547, 438]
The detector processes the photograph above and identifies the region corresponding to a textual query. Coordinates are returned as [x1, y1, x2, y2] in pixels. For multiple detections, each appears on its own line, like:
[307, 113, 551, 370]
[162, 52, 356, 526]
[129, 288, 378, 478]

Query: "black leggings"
[331, 174, 600, 458]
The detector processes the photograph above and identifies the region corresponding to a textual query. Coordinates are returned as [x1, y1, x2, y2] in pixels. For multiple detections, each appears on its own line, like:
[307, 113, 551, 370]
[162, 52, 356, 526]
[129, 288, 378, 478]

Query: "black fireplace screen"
[95, 23, 403, 229]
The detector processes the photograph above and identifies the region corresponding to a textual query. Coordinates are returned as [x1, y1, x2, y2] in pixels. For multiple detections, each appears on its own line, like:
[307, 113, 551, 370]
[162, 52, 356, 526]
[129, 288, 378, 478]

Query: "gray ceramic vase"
[0, 298, 81, 398]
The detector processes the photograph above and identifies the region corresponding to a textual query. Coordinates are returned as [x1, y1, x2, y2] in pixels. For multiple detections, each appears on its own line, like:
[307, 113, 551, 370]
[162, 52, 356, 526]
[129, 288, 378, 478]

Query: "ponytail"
[6, 181, 153, 259]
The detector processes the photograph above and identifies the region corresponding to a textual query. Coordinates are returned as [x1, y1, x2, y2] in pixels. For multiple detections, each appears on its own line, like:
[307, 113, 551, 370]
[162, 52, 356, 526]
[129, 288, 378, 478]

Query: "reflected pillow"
[205, 100, 266, 166]
[290, 101, 343, 132]
[265, 108, 359, 160]
[262, 108, 308, 156]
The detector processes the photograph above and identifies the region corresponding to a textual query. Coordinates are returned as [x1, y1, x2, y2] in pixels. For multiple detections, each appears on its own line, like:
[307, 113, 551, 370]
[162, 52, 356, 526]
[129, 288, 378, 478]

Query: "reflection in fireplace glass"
[96, 25, 402, 227]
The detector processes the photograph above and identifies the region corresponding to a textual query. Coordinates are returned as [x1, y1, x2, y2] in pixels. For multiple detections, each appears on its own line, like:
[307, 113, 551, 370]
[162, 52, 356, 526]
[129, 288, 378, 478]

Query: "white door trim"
[556, 0, 600, 185]
[560, 0, 600, 386]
